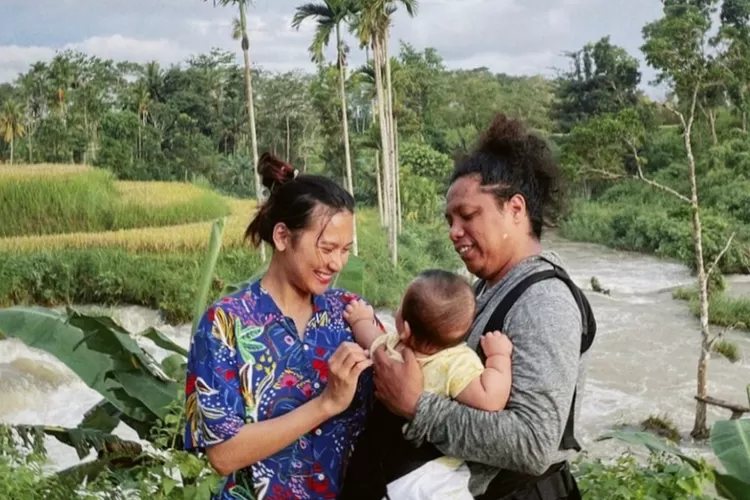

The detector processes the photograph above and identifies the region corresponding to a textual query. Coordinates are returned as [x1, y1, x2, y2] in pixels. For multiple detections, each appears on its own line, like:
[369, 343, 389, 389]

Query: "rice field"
[0, 199, 256, 253]
[116, 181, 209, 207]
[0, 163, 94, 178]
[1, 165, 231, 237]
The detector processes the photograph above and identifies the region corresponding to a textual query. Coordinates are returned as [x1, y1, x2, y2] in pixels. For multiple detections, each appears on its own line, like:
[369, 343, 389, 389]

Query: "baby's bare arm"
[455, 331, 513, 412]
[454, 353, 512, 412]
[343, 300, 384, 350]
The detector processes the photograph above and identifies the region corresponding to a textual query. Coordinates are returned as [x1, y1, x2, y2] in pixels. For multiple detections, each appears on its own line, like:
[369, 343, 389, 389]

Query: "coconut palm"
[351, 0, 418, 264]
[0, 100, 27, 164]
[209, 0, 266, 262]
[292, 0, 359, 255]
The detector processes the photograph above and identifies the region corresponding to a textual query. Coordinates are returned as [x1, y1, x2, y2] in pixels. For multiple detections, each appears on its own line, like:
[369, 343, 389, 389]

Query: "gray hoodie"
[402, 251, 589, 495]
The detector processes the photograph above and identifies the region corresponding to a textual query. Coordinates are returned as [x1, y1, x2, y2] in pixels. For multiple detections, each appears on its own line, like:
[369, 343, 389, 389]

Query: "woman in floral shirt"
[184, 152, 381, 499]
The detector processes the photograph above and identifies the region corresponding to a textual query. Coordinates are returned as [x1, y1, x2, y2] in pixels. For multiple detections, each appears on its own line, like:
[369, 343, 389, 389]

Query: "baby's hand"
[344, 299, 374, 327]
[481, 331, 513, 358]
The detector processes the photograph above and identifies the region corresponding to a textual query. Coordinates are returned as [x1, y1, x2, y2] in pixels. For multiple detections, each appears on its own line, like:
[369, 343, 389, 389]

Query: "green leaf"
[114, 371, 177, 420]
[597, 430, 704, 470]
[80, 400, 121, 434]
[192, 217, 226, 335]
[715, 470, 750, 500]
[711, 419, 750, 485]
[163, 477, 177, 495]
[139, 326, 189, 357]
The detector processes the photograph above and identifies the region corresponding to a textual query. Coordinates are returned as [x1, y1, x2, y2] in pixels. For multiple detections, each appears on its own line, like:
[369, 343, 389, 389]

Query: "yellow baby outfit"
[370, 331, 485, 398]
[369, 331, 485, 500]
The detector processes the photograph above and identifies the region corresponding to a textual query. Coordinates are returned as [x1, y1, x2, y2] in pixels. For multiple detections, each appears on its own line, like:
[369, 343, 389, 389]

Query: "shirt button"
[317, 473, 325, 481]
[313, 382, 320, 389]
[314, 428, 322, 436]
[303, 345, 309, 351]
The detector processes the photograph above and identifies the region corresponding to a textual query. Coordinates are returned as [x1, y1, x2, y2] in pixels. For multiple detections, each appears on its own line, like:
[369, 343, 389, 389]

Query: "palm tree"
[0, 100, 27, 164]
[292, 0, 359, 255]
[351, 0, 418, 265]
[210, 0, 266, 262]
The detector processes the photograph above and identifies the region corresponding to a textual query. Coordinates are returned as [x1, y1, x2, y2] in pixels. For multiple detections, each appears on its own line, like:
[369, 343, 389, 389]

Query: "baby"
[343, 269, 513, 499]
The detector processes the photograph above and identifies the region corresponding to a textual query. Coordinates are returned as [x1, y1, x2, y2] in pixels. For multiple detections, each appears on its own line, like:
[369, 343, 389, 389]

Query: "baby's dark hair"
[401, 269, 476, 351]
[245, 152, 354, 248]
[450, 112, 565, 239]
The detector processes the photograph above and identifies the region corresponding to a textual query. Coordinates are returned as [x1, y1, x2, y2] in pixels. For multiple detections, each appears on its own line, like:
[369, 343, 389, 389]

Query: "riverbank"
[560, 198, 750, 332]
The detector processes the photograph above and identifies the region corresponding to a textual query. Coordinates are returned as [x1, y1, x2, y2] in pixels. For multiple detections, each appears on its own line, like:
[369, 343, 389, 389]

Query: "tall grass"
[0, 168, 231, 237]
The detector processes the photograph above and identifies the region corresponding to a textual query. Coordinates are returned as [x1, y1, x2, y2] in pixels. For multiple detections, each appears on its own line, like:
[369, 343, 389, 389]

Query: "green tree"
[641, 0, 733, 439]
[209, 0, 266, 262]
[0, 100, 26, 164]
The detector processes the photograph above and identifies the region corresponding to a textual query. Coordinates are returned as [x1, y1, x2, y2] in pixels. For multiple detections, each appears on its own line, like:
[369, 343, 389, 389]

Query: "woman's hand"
[373, 345, 424, 419]
[319, 342, 373, 416]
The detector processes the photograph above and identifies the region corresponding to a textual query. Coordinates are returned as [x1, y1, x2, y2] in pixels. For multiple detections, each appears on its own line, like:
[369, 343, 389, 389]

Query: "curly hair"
[450, 113, 565, 239]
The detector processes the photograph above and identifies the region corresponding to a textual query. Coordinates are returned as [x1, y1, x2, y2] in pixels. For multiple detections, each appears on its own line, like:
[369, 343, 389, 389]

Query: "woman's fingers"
[329, 342, 368, 380]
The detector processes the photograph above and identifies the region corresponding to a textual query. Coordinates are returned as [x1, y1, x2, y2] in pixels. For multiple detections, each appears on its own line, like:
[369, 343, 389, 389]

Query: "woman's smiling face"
[274, 206, 354, 296]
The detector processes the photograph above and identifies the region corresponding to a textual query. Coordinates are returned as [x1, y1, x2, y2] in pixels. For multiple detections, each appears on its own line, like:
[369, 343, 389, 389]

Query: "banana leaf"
[139, 326, 188, 358]
[12, 424, 142, 460]
[597, 429, 703, 470]
[0, 306, 174, 435]
[192, 217, 226, 334]
[711, 419, 750, 496]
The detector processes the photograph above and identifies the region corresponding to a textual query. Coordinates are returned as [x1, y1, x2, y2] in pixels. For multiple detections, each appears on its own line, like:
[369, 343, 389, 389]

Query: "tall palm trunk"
[372, 35, 396, 265]
[9, 135, 14, 164]
[337, 24, 358, 256]
[240, 1, 265, 262]
[376, 150, 384, 224]
[383, 36, 401, 237]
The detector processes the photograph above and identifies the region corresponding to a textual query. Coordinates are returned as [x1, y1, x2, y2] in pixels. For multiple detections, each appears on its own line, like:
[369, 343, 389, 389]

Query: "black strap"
[479, 263, 596, 498]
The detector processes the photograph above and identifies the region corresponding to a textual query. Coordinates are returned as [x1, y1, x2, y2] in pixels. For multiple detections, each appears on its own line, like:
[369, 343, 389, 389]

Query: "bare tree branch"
[707, 232, 736, 277]
[634, 160, 692, 203]
[579, 167, 627, 180]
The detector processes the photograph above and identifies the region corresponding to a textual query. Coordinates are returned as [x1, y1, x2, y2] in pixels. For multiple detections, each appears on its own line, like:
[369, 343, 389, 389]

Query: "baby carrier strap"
[477, 262, 596, 499]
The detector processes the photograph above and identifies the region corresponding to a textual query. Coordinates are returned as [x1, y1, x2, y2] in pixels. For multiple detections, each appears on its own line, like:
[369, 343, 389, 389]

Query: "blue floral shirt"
[184, 281, 377, 499]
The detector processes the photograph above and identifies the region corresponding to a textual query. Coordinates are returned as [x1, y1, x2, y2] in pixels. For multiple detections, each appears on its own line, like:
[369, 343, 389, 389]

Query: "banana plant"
[599, 418, 750, 499]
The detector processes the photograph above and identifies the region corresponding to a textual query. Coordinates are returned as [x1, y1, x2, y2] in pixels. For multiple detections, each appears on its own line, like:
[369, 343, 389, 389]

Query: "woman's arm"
[207, 342, 371, 476]
[374, 281, 582, 476]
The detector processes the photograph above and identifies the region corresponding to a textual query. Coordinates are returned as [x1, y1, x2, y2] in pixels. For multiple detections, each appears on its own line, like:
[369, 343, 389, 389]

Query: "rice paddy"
[0, 165, 231, 237]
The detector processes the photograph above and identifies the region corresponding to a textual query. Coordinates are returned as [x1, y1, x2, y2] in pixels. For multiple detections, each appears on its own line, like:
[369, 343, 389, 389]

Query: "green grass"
[0, 168, 230, 237]
[0, 209, 461, 324]
[672, 286, 750, 332]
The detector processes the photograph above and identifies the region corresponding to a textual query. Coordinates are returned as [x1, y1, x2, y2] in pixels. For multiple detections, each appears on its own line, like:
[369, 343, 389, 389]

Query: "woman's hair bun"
[257, 152, 296, 191]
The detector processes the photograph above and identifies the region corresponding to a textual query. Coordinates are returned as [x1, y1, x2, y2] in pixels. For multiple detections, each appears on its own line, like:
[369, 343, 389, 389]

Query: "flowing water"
[2, 234, 750, 471]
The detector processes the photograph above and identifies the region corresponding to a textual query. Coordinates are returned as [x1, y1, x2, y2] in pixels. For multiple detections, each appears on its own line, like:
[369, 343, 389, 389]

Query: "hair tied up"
[257, 152, 298, 193]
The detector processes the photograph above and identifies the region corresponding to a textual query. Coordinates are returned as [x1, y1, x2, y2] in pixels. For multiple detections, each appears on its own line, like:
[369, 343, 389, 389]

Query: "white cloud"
[0, 35, 189, 83]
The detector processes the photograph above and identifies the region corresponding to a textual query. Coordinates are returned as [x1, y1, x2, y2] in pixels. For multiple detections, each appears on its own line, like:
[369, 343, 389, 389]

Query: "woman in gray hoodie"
[346, 112, 596, 500]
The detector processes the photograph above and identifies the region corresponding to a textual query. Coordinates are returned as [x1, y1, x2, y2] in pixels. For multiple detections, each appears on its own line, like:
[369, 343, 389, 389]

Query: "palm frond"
[292, 2, 334, 29]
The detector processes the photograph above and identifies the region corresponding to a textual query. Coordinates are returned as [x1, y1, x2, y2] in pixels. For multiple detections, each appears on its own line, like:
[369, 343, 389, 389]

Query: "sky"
[0, 0, 666, 97]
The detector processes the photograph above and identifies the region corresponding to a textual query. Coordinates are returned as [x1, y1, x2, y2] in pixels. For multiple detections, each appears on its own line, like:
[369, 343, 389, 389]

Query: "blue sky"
[1, 0, 665, 96]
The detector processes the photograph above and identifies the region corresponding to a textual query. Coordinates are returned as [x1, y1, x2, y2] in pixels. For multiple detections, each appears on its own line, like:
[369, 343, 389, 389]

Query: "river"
[1, 234, 749, 471]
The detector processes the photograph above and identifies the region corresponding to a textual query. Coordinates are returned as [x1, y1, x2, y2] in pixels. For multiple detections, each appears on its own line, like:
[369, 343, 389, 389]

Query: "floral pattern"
[184, 281, 376, 499]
